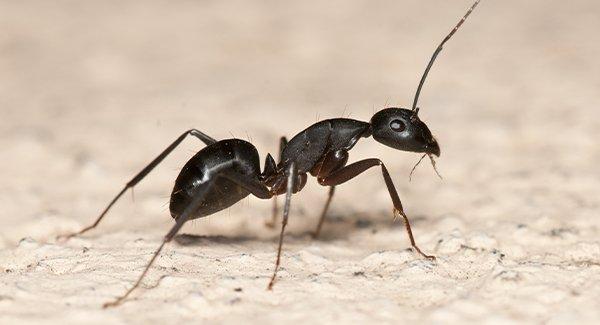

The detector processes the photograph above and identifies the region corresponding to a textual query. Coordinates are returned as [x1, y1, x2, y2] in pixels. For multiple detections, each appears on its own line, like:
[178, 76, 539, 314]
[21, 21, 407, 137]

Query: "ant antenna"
[411, 0, 481, 112]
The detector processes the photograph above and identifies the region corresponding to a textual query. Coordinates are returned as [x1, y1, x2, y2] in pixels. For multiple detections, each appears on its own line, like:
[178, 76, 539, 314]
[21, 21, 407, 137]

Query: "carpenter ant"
[58, 0, 482, 308]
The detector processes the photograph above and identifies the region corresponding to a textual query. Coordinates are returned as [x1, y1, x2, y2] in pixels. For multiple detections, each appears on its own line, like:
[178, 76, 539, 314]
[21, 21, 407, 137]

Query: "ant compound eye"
[389, 119, 406, 132]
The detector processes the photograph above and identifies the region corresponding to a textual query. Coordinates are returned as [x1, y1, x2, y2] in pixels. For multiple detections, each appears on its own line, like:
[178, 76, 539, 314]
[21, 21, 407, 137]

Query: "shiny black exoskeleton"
[170, 109, 439, 226]
[58, 0, 482, 308]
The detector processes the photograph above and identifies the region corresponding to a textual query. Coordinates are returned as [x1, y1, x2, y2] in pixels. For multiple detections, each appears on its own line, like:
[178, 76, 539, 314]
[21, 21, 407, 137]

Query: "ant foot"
[412, 246, 436, 260]
[102, 299, 122, 309]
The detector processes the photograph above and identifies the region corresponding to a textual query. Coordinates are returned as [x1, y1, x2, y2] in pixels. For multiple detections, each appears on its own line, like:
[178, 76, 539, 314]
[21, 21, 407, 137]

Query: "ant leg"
[312, 150, 347, 238]
[312, 186, 335, 238]
[319, 159, 435, 260]
[103, 179, 215, 308]
[266, 136, 288, 228]
[58, 129, 217, 241]
[267, 162, 297, 290]
[103, 170, 273, 308]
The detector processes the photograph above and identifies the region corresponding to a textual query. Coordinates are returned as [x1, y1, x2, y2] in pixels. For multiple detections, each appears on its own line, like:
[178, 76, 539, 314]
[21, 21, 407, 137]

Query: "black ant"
[58, 0, 482, 308]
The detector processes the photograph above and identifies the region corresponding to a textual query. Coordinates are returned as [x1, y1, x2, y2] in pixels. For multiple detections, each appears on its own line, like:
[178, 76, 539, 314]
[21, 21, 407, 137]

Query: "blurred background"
[1, 0, 599, 323]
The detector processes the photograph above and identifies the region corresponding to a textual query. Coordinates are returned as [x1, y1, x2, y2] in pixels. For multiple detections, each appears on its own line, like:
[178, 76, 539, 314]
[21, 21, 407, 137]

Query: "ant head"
[371, 0, 480, 158]
[370, 107, 440, 157]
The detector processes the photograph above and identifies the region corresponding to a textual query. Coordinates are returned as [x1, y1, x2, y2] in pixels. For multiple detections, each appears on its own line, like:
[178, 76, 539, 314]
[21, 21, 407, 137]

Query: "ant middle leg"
[57, 129, 216, 241]
[267, 162, 297, 290]
[319, 158, 435, 260]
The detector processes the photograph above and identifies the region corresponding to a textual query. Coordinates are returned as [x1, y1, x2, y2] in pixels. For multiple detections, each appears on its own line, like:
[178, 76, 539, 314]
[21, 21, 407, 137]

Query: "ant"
[58, 0, 482, 308]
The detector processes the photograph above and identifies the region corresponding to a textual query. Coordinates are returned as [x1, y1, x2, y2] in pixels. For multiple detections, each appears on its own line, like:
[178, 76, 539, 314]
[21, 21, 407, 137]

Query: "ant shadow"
[173, 234, 258, 246]
[173, 211, 431, 247]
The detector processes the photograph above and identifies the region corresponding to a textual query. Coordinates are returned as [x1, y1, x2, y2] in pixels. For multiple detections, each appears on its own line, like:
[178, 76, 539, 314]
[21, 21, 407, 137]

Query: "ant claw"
[424, 254, 436, 261]
[102, 301, 119, 309]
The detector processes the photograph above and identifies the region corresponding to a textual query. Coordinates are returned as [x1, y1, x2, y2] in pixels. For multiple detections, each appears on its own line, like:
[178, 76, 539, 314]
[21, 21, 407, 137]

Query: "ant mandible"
[58, 0, 482, 308]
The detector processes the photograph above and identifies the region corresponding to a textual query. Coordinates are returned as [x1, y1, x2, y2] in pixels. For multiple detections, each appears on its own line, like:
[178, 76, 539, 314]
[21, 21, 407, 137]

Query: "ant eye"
[390, 119, 406, 132]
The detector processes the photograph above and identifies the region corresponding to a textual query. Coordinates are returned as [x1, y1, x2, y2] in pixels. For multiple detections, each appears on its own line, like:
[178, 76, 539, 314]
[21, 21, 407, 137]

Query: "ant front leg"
[57, 129, 216, 241]
[266, 136, 288, 228]
[319, 158, 435, 260]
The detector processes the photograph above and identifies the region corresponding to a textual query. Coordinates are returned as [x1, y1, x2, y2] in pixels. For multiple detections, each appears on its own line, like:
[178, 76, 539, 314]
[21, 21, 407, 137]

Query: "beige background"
[1, 0, 599, 324]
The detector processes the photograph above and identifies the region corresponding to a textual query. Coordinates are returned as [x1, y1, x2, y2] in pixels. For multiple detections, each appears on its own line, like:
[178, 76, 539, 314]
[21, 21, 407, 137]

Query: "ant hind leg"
[103, 179, 216, 308]
[103, 168, 273, 308]
[57, 129, 216, 241]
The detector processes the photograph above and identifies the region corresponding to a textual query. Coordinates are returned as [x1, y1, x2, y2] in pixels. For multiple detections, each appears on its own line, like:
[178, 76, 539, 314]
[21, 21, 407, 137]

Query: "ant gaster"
[58, 0, 482, 308]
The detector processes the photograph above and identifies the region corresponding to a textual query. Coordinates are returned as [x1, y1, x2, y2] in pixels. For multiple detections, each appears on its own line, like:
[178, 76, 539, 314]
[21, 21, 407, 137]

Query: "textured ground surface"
[1, 0, 600, 324]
